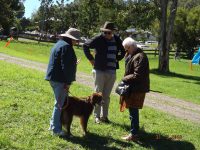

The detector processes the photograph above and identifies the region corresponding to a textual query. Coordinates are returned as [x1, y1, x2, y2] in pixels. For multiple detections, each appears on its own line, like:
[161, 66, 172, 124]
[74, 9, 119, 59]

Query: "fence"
[143, 49, 187, 58]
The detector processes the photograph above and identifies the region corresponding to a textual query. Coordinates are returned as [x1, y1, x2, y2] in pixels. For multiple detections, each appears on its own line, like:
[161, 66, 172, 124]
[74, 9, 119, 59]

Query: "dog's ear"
[87, 96, 92, 103]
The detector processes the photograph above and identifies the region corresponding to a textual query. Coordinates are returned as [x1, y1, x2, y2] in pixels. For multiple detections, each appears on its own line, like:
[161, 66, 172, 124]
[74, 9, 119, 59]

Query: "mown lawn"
[0, 61, 200, 150]
[0, 40, 200, 105]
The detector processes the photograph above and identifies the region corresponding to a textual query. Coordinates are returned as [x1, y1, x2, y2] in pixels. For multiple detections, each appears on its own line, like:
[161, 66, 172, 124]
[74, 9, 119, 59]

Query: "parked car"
[0, 35, 8, 40]
[145, 41, 158, 45]
[135, 41, 152, 50]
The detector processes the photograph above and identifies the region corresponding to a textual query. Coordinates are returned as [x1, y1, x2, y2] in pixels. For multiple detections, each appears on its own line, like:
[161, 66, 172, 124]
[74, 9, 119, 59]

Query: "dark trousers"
[129, 108, 139, 135]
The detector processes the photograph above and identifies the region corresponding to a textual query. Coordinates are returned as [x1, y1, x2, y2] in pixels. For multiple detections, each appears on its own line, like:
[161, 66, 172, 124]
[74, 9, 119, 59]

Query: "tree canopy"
[30, 0, 159, 37]
[0, 0, 25, 35]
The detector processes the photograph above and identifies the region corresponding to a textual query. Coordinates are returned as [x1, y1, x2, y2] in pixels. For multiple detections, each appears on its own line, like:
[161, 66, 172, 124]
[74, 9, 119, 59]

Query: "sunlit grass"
[0, 40, 200, 104]
[0, 61, 200, 149]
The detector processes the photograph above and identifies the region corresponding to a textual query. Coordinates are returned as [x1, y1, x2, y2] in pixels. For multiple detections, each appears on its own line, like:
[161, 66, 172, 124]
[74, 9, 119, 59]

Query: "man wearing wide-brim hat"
[45, 28, 81, 137]
[83, 21, 125, 124]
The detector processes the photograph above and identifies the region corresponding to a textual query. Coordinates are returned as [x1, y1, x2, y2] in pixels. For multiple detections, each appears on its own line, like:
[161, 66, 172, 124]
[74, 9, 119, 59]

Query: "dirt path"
[1, 53, 200, 124]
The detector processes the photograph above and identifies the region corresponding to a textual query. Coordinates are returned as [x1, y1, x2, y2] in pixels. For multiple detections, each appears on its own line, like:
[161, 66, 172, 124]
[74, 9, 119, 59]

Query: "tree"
[39, 0, 53, 32]
[178, 0, 200, 9]
[173, 6, 200, 59]
[20, 17, 31, 31]
[77, 0, 99, 36]
[0, 0, 25, 35]
[157, 0, 178, 72]
[125, 0, 159, 30]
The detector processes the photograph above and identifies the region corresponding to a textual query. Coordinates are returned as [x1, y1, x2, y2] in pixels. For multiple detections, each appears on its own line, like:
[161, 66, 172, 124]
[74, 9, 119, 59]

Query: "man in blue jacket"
[45, 28, 81, 136]
[83, 22, 125, 124]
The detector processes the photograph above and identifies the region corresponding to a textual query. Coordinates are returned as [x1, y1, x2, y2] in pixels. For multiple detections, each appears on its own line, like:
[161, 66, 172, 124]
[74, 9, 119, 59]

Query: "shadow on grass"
[149, 89, 163, 93]
[136, 130, 195, 150]
[64, 132, 132, 150]
[183, 80, 200, 85]
[150, 69, 200, 82]
[110, 122, 196, 150]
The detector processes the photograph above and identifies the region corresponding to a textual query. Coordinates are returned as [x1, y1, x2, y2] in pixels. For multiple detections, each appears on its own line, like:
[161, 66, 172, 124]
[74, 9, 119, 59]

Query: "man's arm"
[115, 35, 125, 61]
[83, 36, 98, 65]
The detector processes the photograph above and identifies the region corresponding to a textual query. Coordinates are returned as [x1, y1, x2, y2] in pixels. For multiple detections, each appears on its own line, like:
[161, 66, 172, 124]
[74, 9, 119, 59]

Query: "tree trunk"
[166, 0, 178, 53]
[159, 0, 169, 72]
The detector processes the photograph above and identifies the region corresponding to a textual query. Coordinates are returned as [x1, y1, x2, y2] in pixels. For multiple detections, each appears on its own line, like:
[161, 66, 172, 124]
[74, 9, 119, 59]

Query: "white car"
[135, 41, 152, 50]
[145, 41, 158, 45]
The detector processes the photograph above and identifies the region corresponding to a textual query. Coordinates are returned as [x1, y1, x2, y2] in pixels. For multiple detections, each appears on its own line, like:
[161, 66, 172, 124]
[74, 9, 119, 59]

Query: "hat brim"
[100, 28, 118, 32]
[59, 33, 80, 41]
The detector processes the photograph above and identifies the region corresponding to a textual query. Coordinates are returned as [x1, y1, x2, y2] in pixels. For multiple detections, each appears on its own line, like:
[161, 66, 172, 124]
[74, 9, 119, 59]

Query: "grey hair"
[122, 37, 137, 48]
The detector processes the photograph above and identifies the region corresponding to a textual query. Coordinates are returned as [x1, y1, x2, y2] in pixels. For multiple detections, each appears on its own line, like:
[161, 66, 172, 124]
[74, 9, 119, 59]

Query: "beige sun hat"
[60, 28, 81, 41]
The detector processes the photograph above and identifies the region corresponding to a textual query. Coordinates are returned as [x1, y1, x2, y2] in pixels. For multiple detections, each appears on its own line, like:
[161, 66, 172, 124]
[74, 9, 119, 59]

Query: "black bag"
[115, 81, 130, 96]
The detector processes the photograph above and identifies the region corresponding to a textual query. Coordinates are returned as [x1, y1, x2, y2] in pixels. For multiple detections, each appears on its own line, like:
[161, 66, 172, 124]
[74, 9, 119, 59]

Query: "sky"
[24, 0, 40, 18]
[24, 0, 74, 18]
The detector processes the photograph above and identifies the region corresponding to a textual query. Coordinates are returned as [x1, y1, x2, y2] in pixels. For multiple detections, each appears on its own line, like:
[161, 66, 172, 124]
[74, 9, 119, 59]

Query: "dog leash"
[68, 91, 75, 97]
[57, 91, 72, 111]
[61, 91, 78, 110]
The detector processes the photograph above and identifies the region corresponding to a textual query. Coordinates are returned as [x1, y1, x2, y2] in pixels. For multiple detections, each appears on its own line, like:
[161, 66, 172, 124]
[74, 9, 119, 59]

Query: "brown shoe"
[121, 134, 138, 141]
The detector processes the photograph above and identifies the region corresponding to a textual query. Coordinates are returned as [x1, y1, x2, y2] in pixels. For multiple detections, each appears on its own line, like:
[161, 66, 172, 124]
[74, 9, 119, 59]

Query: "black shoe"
[100, 117, 110, 123]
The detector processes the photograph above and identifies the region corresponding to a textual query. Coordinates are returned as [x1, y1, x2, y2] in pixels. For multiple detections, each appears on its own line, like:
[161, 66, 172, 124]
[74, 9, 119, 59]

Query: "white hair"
[122, 37, 137, 48]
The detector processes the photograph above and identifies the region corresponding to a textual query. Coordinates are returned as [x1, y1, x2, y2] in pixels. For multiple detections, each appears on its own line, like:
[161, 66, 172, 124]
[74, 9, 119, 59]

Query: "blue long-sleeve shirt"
[45, 40, 77, 84]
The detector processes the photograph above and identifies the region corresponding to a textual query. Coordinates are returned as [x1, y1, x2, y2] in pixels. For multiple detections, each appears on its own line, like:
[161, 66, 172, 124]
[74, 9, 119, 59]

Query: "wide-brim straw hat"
[60, 28, 81, 41]
[100, 21, 118, 32]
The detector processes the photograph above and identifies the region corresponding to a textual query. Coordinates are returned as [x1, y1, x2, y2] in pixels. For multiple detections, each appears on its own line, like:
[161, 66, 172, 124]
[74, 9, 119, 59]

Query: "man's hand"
[76, 58, 81, 64]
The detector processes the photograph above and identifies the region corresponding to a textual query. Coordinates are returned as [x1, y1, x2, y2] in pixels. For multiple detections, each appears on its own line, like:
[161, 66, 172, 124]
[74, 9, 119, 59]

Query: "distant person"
[45, 28, 81, 137]
[83, 21, 125, 124]
[120, 37, 150, 141]
[174, 48, 181, 60]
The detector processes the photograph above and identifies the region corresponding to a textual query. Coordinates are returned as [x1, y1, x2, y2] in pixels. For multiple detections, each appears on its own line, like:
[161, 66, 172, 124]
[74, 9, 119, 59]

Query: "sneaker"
[52, 131, 67, 138]
[48, 127, 53, 131]
[95, 117, 101, 124]
[100, 117, 110, 123]
[121, 134, 138, 141]
[48, 124, 53, 131]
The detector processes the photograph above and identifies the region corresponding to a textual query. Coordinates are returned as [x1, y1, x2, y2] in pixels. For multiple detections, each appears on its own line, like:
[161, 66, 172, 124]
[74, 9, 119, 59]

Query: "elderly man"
[45, 28, 81, 136]
[83, 21, 125, 123]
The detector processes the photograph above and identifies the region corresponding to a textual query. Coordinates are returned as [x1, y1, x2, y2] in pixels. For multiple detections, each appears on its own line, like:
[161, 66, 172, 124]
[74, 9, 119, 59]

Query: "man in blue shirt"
[45, 28, 81, 136]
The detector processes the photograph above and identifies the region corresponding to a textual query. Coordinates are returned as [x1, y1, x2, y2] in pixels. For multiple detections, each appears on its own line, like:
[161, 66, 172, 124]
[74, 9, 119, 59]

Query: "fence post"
[154, 48, 158, 57]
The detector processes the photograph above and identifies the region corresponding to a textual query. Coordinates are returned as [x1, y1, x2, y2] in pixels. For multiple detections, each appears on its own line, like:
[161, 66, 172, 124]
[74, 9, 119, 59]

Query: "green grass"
[0, 61, 200, 150]
[0, 40, 200, 104]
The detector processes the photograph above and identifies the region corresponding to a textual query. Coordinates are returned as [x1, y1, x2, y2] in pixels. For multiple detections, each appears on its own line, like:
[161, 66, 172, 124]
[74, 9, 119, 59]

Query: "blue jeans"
[129, 108, 139, 135]
[49, 81, 67, 133]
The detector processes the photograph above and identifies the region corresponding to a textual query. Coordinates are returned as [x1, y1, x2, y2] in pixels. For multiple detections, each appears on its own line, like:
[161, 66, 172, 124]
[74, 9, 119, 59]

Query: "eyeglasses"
[104, 32, 112, 35]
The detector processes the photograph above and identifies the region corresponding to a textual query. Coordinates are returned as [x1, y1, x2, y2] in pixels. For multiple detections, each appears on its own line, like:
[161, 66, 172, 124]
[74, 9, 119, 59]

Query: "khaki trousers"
[93, 70, 116, 118]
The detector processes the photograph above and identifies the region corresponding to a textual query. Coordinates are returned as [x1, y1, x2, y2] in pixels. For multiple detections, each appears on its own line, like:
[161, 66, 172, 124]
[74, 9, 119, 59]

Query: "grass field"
[0, 40, 200, 105]
[0, 61, 200, 150]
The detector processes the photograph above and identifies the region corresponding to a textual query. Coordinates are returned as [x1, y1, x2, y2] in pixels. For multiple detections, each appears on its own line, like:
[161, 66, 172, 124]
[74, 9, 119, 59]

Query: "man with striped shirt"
[83, 21, 125, 124]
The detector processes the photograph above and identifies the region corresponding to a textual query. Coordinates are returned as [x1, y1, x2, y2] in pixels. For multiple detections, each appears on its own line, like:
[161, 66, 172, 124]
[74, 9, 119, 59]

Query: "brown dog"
[61, 92, 102, 136]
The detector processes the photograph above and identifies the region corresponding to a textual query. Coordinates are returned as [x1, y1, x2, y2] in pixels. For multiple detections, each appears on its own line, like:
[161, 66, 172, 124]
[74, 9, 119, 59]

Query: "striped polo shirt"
[106, 37, 117, 74]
